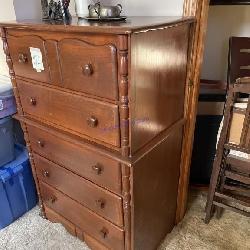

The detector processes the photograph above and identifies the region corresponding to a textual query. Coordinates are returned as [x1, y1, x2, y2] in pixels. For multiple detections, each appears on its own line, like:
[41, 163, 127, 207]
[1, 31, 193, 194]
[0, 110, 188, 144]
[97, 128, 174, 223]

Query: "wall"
[14, 0, 42, 20]
[70, 0, 184, 16]
[201, 6, 250, 81]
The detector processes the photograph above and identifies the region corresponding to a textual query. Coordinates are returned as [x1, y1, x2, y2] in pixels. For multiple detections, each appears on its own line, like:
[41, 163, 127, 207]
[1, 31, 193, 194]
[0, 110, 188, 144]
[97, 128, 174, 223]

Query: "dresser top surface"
[0, 16, 194, 34]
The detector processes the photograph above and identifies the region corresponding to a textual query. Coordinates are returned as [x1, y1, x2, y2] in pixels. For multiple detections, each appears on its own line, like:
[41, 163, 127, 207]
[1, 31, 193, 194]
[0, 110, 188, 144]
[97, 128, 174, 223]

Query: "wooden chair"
[205, 77, 250, 223]
[228, 37, 250, 84]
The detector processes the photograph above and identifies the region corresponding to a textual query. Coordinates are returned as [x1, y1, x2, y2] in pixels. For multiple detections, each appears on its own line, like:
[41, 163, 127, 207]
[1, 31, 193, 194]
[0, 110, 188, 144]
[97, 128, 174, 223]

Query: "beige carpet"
[0, 190, 249, 250]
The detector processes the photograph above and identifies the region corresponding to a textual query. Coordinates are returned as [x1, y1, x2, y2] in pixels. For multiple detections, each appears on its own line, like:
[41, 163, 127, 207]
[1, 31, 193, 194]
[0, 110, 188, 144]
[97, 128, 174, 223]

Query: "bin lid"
[0, 83, 13, 97]
[0, 116, 12, 125]
[0, 144, 29, 183]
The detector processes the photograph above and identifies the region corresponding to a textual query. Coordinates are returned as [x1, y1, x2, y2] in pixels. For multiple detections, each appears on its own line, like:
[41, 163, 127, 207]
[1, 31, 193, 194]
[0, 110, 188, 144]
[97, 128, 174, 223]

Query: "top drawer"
[8, 35, 50, 83]
[7, 34, 119, 100]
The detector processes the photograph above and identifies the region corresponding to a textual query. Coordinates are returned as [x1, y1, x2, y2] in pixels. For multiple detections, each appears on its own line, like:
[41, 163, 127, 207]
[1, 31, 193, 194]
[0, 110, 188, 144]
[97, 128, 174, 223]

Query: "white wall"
[201, 6, 250, 81]
[14, 0, 42, 20]
[70, 0, 184, 16]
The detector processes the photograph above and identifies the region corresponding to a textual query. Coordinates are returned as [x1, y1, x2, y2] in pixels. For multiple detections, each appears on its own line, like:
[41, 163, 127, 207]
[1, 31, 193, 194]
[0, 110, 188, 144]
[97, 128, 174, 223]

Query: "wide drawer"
[40, 182, 125, 250]
[27, 124, 122, 194]
[34, 153, 123, 227]
[17, 80, 120, 147]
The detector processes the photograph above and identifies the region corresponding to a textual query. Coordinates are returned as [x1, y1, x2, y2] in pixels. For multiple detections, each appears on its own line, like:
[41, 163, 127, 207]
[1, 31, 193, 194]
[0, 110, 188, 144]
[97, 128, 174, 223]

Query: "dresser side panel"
[132, 126, 183, 250]
[130, 24, 191, 154]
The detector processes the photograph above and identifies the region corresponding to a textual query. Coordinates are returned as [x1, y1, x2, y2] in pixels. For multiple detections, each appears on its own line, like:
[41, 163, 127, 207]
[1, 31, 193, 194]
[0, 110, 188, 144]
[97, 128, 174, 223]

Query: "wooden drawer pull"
[87, 116, 98, 128]
[96, 199, 106, 209]
[82, 63, 93, 76]
[92, 164, 103, 175]
[37, 140, 45, 148]
[18, 53, 28, 63]
[49, 196, 57, 204]
[30, 97, 37, 106]
[43, 170, 50, 178]
[100, 227, 109, 239]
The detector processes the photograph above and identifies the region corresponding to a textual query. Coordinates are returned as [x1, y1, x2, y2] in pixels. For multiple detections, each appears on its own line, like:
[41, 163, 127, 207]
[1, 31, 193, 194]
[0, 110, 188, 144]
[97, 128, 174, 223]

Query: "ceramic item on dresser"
[88, 2, 123, 18]
[75, 0, 90, 18]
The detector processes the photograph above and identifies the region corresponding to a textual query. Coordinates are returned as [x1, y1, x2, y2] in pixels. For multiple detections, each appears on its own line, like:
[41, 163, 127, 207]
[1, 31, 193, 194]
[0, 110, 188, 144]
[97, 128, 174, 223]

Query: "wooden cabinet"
[0, 17, 194, 250]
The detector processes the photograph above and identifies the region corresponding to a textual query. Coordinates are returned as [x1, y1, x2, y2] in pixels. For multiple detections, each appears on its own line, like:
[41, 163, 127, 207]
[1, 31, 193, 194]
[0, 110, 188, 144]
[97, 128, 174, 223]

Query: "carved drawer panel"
[58, 39, 118, 100]
[7, 34, 118, 100]
[40, 182, 125, 250]
[17, 80, 120, 147]
[34, 153, 123, 227]
[7, 35, 50, 83]
[27, 124, 122, 194]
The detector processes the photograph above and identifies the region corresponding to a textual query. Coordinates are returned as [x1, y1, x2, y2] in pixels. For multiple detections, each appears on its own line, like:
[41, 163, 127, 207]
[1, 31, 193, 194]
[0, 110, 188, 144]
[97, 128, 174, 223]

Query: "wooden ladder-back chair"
[228, 37, 250, 84]
[205, 77, 250, 223]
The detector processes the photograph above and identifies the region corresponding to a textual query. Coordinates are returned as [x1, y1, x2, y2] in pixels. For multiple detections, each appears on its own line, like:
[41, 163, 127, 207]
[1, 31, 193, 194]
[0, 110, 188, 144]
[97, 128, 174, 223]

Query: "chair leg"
[205, 149, 229, 223]
[216, 167, 227, 219]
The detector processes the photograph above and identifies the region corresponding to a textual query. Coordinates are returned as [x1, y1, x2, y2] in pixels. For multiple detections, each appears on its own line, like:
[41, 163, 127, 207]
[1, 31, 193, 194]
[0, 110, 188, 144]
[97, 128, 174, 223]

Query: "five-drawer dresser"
[0, 17, 195, 250]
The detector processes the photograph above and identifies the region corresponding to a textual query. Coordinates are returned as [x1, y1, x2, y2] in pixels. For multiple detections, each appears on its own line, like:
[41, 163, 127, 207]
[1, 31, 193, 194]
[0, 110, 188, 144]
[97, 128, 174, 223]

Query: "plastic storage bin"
[0, 144, 37, 229]
[0, 83, 17, 119]
[0, 117, 15, 167]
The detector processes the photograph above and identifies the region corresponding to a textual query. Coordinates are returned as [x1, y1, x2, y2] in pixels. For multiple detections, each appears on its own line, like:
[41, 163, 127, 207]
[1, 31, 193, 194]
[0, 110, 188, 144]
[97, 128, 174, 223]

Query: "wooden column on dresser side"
[0, 27, 45, 217]
[118, 34, 132, 250]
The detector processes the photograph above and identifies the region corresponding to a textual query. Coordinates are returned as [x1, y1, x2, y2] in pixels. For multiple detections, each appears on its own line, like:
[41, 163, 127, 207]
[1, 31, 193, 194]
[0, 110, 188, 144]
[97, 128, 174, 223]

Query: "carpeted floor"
[0, 190, 249, 250]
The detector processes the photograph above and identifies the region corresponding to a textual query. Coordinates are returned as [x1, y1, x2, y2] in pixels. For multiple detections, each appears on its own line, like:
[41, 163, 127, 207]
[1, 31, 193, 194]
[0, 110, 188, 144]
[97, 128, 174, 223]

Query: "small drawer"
[8, 35, 50, 83]
[17, 80, 120, 147]
[34, 154, 123, 227]
[40, 182, 125, 250]
[27, 124, 122, 194]
[58, 39, 118, 100]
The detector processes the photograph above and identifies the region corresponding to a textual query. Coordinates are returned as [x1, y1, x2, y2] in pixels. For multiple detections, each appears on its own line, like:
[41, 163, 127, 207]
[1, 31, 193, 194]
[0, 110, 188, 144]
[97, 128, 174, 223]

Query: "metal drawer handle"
[82, 63, 93, 76]
[18, 53, 28, 63]
[30, 97, 37, 106]
[43, 170, 49, 178]
[87, 116, 98, 128]
[100, 227, 109, 239]
[96, 199, 106, 209]
[92, 164, 103, 175]
[37, 140, 45, 148]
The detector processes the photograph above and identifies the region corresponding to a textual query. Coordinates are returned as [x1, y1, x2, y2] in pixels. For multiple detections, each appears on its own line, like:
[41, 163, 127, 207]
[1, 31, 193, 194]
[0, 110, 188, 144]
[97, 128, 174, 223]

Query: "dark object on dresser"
[42, 0, 71, 21]
[0, 17, 195, 250]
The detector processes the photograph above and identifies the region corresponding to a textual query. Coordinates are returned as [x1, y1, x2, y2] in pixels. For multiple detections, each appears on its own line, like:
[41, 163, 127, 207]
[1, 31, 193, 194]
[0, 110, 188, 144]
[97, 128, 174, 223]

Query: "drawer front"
[58, 39, 118, 100]
[27, 124, 122, 194]
[18, 80, 120, 147]
[40, 182, 125, 250]
[8, 35, 50, 83]
[34, 154, 123, 227]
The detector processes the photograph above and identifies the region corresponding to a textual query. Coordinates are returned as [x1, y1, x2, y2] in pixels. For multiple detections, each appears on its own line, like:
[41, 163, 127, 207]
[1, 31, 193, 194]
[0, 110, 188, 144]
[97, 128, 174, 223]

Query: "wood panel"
[133, 126, 183, 250]
[27, 124, 122, 194]
[58, 38, 118, 100]
[7, 35, 50, 83]
[130, 23, 190, 153]
[34, 154, 123, 227]
[176, 0, 210, 223]
[17, 80, 120, 147]
[40, 182, 125, 250]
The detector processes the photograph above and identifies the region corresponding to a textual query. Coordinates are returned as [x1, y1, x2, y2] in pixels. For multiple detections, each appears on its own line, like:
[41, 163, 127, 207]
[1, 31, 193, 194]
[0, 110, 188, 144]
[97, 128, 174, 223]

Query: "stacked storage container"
[0, 83, 37, 229]
[0, 83, 16, 166]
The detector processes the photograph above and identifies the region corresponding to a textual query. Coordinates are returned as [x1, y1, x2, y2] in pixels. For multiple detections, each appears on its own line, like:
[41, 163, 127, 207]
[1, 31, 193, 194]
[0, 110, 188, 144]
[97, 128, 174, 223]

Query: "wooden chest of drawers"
[0, 17, 194, 250]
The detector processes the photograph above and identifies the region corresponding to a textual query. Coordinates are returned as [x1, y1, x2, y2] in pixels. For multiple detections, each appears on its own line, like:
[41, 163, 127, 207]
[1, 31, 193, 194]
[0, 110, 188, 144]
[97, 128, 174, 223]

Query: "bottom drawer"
[40, 182, 124, 250]
[44, 206, 109, 250]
